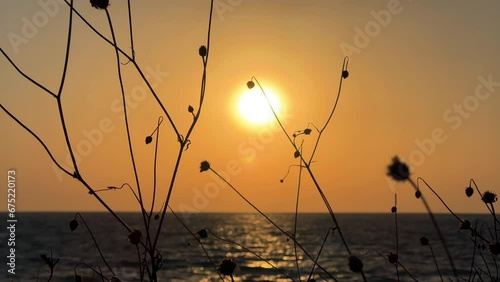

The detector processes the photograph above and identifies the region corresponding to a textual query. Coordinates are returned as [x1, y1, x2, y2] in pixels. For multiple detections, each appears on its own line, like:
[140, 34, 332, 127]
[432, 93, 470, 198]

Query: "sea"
[0, 212, 497, 282]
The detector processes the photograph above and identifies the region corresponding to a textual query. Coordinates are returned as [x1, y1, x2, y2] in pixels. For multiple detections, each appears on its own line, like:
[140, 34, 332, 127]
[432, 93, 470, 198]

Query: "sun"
[238, 87, 281, 125]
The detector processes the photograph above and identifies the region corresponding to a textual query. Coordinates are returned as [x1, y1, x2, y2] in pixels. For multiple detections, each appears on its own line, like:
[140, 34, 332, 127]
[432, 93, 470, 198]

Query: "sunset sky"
[1, 1, 500, 214]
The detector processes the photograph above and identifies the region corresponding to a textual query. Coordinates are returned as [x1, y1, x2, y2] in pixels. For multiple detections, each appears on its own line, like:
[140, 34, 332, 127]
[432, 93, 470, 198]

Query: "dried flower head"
[246, 81, 255, 89]
[489, 241, 500, 256]
[218, 258, 236, 276]
[154, 214, 160, 220]
[391, 206, 397, 213]
[342, 70, 349, 79]
[200, 161, 210, 172]
[198, 45, 207, 57]
[128, 230, 142, 245]
[197, 228, 208, 239]
[415, 190, 422, 199]
[69, 219, 78, 231]
[482, 191, 497, 204]
[188, 105, 194, 113]
[465, 186, 474, 197]
[459, 219, 471, 230]
[387, 157, 409, 181]
[387, 252, 398, 264]
[90, 0, 109, 9]
[304, 128, 312, 135]
[348, 255, 363, 273]
[419, 236, 429, 246]
[145, 136, 153, 145]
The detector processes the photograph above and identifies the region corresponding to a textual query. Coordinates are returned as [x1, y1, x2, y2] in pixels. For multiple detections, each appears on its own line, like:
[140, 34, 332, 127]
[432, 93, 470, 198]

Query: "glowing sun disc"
[238, 88, 281, 124]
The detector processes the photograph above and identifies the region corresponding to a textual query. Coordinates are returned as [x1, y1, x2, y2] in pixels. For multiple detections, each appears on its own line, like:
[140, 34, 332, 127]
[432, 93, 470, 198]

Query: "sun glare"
[238, 87, 281, 125]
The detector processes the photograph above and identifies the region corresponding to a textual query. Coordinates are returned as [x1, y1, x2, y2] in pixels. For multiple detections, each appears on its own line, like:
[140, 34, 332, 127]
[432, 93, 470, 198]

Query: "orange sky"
[1, 1, 500, 213]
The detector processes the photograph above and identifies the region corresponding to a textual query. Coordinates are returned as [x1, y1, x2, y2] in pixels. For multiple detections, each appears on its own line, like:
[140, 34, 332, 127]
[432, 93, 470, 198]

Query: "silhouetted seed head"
[188, 105, 194, 113]
[110, 277, 122, 282]
[128, 230, 141, 245]
[465, 186, 474, 197]
[197, 228, 208, 239]
[69, 219, 79, 232]
[348, 255, 363, 273]
[415, 190, 422, 199]
[200, 161, 210, 172]
[387, 157, 410, 181]
[90, 0, 109, 9]
[304, 128, 312, 135]
[387, 252, 398, 264]
[218, 258, 236, 276]
[460, 219, 471, 230]
[490, 241, 500, 256]
[75, 274, 83, 282]
[294, 150, 300, 158]
[246, 81, 255, 89]
[280, 179, 284, 183]
[198, 45, 207, 57]
[145, 136, 153, 145]
[342, 70, 349, 79]
[419, 236, 429, 246]
[482, 191, 497, 204]
[391, 206, 397, 213]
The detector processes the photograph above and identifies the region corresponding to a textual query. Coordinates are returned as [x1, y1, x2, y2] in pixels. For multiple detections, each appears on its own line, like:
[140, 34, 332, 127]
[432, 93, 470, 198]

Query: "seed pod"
[348, 255, 363, 273]
[342, 70, 349, 79]
[199, 45, 207, 57]
[419, 236, 429, 246]
[69, 219, 79, 232]
[128, 230, 142, 245]
[465, 186, 474, 197]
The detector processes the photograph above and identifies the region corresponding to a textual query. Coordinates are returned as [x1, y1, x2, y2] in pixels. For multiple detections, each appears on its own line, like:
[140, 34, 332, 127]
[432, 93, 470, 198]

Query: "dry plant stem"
[307, 56, 349, 165]
[209, 168, 338, 281]
[306, 226, 333, 282]
[75, 213, 115, 276]
[104, 8, 152, 257]
[293, 147, 304, 281]
[394, 193, 400, 282]
[252, 77, 350, 253]
[416, 178, 462, 222]
[0, 49, 56, 98]
[127, 0, 135, 61]
[62, 0, 180, 139]
[74, 263, 108, 281]
[427, 244, 443, 282]
[0, 105, 70, 175]
[168, 208, 225, 281]
[252, 75, 359, 275]
[147, 117, 162, 234]
[206, 229, 296, 281]
[1, 103, 132, 231]
[468, 235, 478, 282]
[1, 3, 131, 233]
[152, 1, 215, 275]
[408, 177, 458, 280]
[396, 262, 418, 282]
[471, 179, 500, 228]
